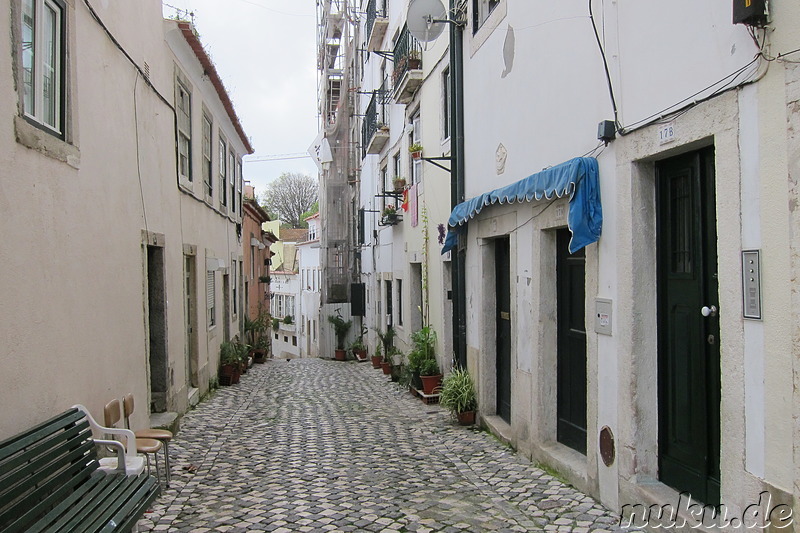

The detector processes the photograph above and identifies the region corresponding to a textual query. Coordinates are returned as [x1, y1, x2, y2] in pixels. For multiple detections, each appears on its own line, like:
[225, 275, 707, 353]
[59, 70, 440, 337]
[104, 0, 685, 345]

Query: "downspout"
[449, 0, 467, 368]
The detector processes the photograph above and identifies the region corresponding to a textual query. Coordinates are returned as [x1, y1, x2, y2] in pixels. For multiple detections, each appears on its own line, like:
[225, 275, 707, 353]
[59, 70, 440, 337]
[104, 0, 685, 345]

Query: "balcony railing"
[392, 25, 422, 87]
[361, 87, 389, 155]
[366, 0, 382, 43]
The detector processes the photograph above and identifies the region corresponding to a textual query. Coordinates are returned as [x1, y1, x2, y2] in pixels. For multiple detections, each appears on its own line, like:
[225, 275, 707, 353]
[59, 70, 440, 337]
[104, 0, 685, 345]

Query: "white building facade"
[454, 0, 800, 523]
[298, 214, 322, 358]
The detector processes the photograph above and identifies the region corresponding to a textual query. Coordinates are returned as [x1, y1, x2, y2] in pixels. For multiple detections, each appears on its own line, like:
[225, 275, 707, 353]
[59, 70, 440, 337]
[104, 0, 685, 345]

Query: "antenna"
[406, 0, 448, 43]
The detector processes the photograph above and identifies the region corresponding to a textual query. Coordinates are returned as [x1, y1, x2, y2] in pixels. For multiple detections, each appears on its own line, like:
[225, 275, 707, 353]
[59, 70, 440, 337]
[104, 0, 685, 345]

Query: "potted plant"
[235, 341, 251, 373]
[409, 143, 423, 160]
[258, 275, 271, 284]
[381, 204, 399, 225]
[328, 314, 352, 361]
[253, 336, 270, 363]
[439, 367, 478, 425]
[381, 347, 393, 375]
[219, 340, 241, 386]
[389, 348, 404, 382]
[272, 317, 280, 330]
[372, 342, 384, 369]
[408, 326, 437, 392]
[407, 48, 421, 70]
[283, 315, 293, 325]
[392, 177, 407, 191]
[419, 357, 442, 395]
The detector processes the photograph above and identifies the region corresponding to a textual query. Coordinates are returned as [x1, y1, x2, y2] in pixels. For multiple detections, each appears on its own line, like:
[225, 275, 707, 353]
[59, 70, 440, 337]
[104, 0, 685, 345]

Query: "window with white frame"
[286, 296, 295, 319]
[176, 73, 192, 182]
[218, 135, 227, 208]
[473, 0, 500, 31]
[202, 113, 212, 195]
[206, 270, 216, 327]
[21, 0, 64, 135]
[229, 150, 236, 214]
[236, 159, 243, 214]
[442, 67, 451, 140]
[308, 223, 317, 241]
[410, 113, 421, 184]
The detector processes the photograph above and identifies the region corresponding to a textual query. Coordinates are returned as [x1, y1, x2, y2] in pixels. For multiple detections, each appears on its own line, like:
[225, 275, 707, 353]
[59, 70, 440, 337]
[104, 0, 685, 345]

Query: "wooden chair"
[104, 399, 162, 486]
[122, 393, 173, 486]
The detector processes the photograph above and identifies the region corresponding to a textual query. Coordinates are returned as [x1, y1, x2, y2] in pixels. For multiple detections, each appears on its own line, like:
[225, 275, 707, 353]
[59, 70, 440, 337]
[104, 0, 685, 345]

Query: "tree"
[260, 172, 319, 228]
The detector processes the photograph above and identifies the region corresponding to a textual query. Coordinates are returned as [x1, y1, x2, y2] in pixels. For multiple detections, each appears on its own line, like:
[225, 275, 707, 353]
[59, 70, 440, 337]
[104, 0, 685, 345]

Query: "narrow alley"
[138, 359, 636, 532]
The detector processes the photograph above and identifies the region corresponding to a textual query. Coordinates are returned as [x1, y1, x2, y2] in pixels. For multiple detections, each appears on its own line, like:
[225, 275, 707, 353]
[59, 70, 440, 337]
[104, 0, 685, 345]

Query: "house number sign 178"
[658, 122, 676, 145]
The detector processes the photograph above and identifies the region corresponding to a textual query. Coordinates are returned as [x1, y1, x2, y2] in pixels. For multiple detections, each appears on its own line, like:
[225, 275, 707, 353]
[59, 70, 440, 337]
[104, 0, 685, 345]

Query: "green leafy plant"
[350, 337, 366, 351]
[283, 315, 293, 325]
[376, 326, 396, 354]
[258, 275, 271, 283]
[328, 314, 353, 350]
[220, 341, 241, 366]
[408, 326, 437, 372]
[439, 367, 477, 415]
[272, 318, 280, 330]
[419, 357, 440, 377]
[408, 143, 423, 153]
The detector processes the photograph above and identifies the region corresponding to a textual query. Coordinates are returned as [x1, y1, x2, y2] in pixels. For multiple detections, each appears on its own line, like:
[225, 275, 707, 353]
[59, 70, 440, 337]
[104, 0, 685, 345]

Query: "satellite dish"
[407, 0, 448, 43]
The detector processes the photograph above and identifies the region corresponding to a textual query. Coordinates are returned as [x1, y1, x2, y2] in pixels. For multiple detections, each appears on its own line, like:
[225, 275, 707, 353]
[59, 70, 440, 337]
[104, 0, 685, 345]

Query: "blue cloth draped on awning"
[441, 156, 602, 255]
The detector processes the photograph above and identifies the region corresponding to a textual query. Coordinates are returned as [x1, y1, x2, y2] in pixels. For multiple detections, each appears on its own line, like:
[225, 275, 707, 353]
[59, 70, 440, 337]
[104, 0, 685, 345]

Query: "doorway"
[185, 255, 199, 388]
[656, 147, 720, 505]
[147, 245, 168, 413]
[495, 237, 511, 423]
[556, 228, 587, 454]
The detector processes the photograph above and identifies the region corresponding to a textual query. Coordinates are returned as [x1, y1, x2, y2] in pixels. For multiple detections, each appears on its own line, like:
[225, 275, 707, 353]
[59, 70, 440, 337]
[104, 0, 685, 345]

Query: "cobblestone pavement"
[138, 359, 638, 532]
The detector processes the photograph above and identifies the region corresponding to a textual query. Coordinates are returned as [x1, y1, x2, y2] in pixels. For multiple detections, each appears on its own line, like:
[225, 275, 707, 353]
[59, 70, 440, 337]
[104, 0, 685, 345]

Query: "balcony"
[366, 0, 389, 53]
[361, 90, 389, 155]
[392, 26, 423, 104]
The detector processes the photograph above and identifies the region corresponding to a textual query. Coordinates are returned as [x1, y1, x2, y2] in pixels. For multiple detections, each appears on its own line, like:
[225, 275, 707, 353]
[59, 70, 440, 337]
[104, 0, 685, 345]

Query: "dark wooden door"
[556, 229, 587, 454]
[657, 148, 720, 505]
[495, 237, 512, 423]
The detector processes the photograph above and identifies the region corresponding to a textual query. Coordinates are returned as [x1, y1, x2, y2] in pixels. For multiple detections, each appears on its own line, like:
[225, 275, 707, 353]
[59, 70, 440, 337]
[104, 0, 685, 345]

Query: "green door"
[657, 148, 721, 505]
[556, 228, 587, 454]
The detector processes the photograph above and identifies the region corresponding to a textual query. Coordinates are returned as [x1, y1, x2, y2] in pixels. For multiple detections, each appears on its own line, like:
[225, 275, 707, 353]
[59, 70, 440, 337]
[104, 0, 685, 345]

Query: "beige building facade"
[1, 1, 252, 438]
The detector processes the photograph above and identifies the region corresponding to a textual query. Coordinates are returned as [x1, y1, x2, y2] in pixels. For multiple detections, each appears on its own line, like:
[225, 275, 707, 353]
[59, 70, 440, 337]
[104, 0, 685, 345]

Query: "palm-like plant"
[439, 367, 477, 416]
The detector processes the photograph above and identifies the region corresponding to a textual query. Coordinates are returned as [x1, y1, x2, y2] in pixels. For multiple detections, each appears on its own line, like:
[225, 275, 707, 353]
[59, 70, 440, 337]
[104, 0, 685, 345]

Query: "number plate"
[658, 122, 676, 145]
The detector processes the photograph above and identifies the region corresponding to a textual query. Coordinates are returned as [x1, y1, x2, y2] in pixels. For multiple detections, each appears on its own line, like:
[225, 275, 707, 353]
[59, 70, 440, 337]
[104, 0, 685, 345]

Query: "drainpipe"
[449, 0, 467, 368]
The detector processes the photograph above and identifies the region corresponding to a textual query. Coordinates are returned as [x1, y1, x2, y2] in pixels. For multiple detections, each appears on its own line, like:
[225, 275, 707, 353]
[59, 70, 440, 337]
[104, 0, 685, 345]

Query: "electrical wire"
[589, 0, 620, 130]
[133, 72, 149, 234]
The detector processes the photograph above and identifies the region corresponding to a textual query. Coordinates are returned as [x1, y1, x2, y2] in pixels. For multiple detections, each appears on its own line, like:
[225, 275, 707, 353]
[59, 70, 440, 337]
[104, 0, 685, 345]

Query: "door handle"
[700, 305, 718, 317]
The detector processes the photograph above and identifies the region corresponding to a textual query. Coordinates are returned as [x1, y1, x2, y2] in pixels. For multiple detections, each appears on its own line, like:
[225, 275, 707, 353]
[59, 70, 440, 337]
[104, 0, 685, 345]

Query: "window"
[21, 0, 64, 135]
[229, 150, 236, 214]
[442, 67, 451, 140]
[206, 270, 216, 327]
[410, 113, 421, 184]
[176, 74, 192, 182]
[202, 114, 212, 195]
[292, 336, 297, 346]
[236, 159, 243, 215]
[286, 296, 295, 318]
[473, 0, 500, 31]
[219, 135, 227, 208]
[397, 278, 403, 326]
[284, 336, 288, 343]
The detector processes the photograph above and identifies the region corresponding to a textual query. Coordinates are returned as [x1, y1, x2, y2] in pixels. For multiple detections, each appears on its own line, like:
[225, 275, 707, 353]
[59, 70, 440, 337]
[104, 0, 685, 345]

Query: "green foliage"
[299, 202, 319, 227]
[350, 337, 366, 351]
[439, 367, 477, 415]
[408, 143, 423, 153]
[283, 315, 293, 324]
[328, 314, 352, 349]
[419, 357, 440, 376]
[375, 326, 396, 353]
[220, 341, 241, 366]
[272, 318, 280, 330]
[408, 326, 437, 372]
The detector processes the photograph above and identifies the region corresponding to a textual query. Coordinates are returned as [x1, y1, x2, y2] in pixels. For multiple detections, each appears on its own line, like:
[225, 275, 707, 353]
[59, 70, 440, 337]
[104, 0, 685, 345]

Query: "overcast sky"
[161, 0, 320, 198]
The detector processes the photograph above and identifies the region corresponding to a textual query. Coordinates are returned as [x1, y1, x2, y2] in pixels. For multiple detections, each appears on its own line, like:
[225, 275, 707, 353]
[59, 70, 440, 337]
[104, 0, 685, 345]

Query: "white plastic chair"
[72, 404, 146, 476]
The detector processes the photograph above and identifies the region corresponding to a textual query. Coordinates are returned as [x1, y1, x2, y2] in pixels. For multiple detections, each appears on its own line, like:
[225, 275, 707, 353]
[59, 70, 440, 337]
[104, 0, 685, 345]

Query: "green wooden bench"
[0, 407, 160, 533]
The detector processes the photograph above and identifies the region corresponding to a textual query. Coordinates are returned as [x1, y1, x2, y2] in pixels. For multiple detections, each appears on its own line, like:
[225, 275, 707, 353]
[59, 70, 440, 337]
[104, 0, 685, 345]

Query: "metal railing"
[361, 88, 386, 155]
[392, 25, 422, 87]
[366, 0, 385, 43]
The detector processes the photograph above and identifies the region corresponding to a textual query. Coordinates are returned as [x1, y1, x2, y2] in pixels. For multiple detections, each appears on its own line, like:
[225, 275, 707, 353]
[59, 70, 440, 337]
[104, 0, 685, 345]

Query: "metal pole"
[449, 0, 467, 368]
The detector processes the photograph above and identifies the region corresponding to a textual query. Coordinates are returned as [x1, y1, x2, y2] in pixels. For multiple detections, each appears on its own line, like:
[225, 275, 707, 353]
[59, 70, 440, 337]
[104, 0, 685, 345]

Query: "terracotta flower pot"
[457, 411, 476, 426]
[420, 374, 442, 395]
[371, 355, 383, 368]
[354, 349, 367, 361]
[335, 349, 346, 361]
[381, 361, 392, 375]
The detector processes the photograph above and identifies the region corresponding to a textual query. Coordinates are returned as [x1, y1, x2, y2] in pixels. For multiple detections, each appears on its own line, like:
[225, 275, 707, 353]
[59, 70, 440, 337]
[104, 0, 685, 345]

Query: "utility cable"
[133, 72, 149, 234]
[589, 0, 620, 130]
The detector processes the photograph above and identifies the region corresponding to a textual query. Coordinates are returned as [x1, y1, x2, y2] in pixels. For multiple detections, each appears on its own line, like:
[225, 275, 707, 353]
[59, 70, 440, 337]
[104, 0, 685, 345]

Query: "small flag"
[401, 188, 409, 212]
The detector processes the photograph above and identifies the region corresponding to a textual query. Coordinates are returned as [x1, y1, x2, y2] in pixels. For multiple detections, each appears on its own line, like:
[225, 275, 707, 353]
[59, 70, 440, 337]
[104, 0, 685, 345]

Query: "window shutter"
[206, 271, 215, 309]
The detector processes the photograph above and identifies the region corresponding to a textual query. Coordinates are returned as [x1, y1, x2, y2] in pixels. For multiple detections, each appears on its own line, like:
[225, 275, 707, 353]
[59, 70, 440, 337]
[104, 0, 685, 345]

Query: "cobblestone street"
[138, 359, 636, 532]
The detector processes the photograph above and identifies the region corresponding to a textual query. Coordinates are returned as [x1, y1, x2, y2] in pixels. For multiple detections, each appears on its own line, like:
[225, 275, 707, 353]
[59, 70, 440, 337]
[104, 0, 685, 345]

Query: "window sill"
[15, 116, 80, 169]
[469, 2, 508, 57]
